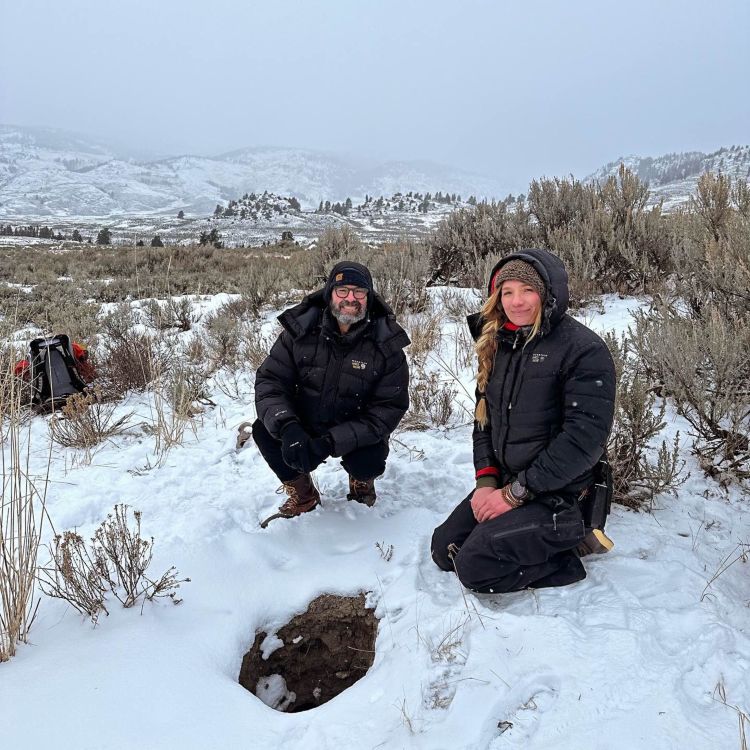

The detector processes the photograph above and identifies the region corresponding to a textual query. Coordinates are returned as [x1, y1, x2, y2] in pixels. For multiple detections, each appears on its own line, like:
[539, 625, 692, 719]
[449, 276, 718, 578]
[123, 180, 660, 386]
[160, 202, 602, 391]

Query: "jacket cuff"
[475, 466, 500, 490]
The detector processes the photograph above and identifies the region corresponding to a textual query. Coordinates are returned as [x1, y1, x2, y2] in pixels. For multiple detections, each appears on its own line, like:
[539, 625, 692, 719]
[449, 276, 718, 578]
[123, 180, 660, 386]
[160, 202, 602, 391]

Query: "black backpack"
[28, 334, 87, 411]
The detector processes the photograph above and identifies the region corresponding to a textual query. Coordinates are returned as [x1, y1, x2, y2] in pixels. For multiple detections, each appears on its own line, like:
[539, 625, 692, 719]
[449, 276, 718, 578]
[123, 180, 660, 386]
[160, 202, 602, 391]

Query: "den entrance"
[239, 593, 379, 712]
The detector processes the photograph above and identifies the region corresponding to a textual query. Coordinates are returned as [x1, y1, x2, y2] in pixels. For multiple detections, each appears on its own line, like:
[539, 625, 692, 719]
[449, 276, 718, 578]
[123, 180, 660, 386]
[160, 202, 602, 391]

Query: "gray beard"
[331, 302, 366, 327]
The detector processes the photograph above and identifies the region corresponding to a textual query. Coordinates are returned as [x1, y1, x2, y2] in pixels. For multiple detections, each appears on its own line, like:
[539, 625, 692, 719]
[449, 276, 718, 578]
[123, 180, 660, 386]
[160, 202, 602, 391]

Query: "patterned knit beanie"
[491, 259, 546, 299]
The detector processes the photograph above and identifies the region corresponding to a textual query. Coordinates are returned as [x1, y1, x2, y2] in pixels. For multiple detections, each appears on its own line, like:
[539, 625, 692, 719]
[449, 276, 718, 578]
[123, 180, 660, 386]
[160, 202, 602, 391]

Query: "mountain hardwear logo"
[531, 353, 548, 363]
[352, 360, 368, 370]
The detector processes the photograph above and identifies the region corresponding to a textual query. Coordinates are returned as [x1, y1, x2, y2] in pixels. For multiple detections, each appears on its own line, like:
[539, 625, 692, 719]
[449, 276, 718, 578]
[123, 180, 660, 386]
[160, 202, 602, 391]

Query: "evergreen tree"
[177, 210, 185, 219]
[150, 235, 164, 247]
[289, 197, 301, 211]
[96, 227, 112, 245]
[71, 229, 83, 243]
[208, 228, 222, 248]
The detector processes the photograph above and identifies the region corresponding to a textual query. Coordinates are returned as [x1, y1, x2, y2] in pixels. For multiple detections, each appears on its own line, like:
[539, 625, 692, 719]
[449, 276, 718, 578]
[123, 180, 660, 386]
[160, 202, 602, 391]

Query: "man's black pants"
[251, 419, 389, 483]
[431, 492, 586, 593]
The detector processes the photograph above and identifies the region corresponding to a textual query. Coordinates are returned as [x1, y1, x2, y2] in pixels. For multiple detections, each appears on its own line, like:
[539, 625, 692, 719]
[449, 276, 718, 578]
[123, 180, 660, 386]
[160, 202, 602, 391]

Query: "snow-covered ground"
[1, 293, 749, 750]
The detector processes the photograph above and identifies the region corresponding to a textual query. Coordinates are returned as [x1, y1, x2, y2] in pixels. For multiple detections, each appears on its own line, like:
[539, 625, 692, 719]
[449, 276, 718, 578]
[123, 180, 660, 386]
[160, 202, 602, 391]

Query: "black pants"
[252, 419, 389, 483]
[431, 492, 586, 593]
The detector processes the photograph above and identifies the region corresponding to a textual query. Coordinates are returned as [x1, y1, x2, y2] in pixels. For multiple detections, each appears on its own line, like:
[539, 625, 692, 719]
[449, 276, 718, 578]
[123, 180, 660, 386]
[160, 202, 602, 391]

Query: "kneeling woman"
[431, 249, 616, 592]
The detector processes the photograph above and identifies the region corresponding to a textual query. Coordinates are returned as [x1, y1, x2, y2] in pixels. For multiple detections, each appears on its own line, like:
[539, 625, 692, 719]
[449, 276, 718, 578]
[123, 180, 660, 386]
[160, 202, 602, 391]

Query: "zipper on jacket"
[321, 335, 346, 415]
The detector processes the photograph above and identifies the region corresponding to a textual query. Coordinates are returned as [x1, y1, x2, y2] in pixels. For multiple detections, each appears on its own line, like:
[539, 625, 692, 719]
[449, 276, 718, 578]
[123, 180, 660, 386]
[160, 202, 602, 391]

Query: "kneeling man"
[253, 261, 410, 526]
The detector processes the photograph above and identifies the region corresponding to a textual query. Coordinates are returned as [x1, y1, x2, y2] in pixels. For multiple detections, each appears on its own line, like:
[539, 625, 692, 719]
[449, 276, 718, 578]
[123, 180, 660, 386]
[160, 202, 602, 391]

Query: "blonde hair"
[474, 288, 543, 428]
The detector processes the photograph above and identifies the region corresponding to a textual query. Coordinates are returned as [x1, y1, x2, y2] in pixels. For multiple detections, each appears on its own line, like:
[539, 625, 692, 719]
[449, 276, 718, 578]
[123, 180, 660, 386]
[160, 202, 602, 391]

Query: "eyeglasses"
[334, 286, 368, 300]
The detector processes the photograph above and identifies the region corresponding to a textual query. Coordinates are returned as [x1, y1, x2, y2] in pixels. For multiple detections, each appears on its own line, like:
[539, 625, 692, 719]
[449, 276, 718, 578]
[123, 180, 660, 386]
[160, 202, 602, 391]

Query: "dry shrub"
[184, 335, 209, 366]
[217, 295, 259, 321]
[241, 327, 274, 372]
[98, 331, 172, 395]
[142, 297, 199, 332]
[631, 303, 750, 485]
[604, 331, 686, 508]
[429, 200, 531, 286]
[367, 241, 431, 314]
[100, 303, 139, 342]
[0, 352, 47, 660]
[313, 226, 363, 278]
[435, 288, 481, 323]
[0, 343, 33, 419]
[202, 308, 243, 370]
[692, 172, 733, 242]
[142, 368, 204, 462]
[401, 370, 458, 431]
[49, 388, 132, 451]
[529, 166, 674, 299]
[450, 325, 475, 371]
[40, 505, 188, 623]
[236, 262, 284, 316]
[670, 176, 750, 319]
[403, 311, 442, 366]
[165, 362, 213, 419]
[428, 165, 675, 300]
[39, 532, 108, 623]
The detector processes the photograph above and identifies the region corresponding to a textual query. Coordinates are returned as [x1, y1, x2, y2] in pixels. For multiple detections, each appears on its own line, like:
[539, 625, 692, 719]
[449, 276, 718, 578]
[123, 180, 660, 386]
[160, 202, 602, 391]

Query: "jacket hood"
[468, 248, 569, 339]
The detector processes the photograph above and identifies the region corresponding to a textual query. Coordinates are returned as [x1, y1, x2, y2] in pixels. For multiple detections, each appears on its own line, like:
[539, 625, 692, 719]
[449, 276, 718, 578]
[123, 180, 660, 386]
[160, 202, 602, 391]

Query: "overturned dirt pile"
[239, 593, 378, 712]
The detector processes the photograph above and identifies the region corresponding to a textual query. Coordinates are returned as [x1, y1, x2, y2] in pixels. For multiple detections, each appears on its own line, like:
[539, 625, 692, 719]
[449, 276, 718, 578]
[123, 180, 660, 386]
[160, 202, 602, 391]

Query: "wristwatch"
[505, 479, 529, 508]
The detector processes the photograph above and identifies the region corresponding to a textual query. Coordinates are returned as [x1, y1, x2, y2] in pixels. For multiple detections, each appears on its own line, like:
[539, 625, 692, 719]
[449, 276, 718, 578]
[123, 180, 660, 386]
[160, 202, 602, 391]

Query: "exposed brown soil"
[239, 593, 378, 712]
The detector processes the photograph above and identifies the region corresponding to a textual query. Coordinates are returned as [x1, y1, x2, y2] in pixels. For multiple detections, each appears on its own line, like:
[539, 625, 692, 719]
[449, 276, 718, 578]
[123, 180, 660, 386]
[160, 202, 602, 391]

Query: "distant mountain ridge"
[2, 125, 748, 219]
[0, 125, 507, 218]
[585, 145, 750, 208]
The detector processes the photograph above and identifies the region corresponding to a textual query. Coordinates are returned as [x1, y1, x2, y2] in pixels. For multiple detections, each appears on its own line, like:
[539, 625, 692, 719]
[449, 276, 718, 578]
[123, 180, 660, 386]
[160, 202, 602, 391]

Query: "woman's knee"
[452, 533, 518, 594]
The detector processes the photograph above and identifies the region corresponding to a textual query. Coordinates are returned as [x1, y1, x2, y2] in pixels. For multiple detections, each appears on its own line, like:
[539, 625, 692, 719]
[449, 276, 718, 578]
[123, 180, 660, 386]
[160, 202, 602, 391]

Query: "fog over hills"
[0, 126, 508, 219]
[2, 125, 748, 221]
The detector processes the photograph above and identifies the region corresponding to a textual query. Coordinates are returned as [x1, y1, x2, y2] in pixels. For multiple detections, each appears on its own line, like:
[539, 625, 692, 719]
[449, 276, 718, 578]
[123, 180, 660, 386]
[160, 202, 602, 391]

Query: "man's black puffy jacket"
[255, 289, 410, 457]
[469, 248, 616, 501]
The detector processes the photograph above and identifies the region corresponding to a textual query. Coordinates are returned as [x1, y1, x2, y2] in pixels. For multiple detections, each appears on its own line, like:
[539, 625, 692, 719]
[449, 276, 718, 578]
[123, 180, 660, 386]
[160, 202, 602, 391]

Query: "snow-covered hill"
[586, 145, 750, 209]
[0, 126, 508, 218]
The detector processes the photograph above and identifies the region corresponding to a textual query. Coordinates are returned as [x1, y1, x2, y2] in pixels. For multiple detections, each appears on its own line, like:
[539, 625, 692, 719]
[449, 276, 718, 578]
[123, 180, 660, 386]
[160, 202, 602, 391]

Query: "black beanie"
[324, 261, 373, 298]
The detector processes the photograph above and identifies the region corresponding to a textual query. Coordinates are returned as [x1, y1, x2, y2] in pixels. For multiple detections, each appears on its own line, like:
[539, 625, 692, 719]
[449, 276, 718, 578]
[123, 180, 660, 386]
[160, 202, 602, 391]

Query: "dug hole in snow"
[239, 593, 378, 712]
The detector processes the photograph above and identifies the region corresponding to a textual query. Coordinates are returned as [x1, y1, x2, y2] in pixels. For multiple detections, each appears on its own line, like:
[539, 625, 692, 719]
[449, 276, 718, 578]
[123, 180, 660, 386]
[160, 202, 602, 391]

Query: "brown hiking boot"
[576, 528, 614, 557]
[278, 474, 321, 518]
[347, 476, 377, 507]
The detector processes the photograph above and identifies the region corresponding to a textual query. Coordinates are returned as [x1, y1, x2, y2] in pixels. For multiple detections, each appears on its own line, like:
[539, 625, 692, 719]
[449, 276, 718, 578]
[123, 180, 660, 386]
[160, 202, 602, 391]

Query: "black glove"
[281, 425, 332, 474]
[281, 423, 309, 472]
[303, 434, 332, 473]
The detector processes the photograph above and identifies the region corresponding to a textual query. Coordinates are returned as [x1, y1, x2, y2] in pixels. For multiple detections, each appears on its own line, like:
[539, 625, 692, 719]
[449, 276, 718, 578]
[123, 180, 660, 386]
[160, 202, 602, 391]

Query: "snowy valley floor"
[1, 294, 749, 750]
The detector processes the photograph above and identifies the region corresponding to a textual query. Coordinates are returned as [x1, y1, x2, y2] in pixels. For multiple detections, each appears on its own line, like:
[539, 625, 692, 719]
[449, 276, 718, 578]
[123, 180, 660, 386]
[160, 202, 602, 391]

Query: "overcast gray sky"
[1, 0, 748, 190]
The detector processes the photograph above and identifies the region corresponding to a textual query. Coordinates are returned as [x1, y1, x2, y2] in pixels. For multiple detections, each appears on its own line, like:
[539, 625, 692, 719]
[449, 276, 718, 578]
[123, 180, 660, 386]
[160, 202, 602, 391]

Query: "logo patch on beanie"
[335, 273, 344, 282]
